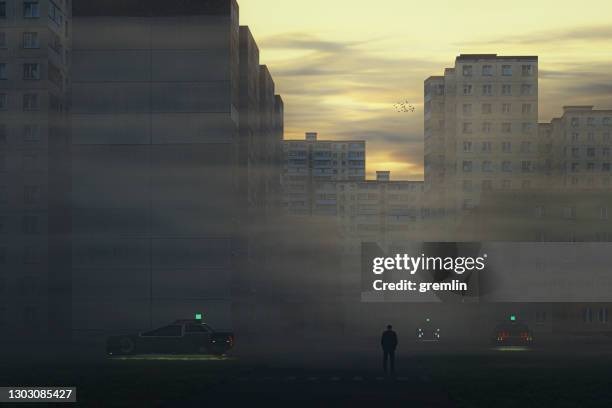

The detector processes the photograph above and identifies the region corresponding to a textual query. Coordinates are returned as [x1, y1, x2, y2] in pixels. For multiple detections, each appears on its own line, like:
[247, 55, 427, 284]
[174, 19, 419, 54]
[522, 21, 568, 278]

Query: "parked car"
[107, 319, 234, 355]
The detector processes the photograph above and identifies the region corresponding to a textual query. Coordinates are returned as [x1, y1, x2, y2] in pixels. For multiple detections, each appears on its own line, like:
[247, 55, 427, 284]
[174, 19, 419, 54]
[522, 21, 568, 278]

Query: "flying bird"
[394, 100, 416, 113]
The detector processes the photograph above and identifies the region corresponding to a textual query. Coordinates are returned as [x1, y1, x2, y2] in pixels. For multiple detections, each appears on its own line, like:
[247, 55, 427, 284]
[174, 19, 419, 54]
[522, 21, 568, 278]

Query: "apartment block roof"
[74, 0, 236, 17]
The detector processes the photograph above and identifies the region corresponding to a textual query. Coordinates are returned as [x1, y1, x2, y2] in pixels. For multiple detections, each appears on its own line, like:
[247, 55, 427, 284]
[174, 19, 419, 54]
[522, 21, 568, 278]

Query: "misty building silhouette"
[70, 0, 283, 338]
[0, 0, 72, 343]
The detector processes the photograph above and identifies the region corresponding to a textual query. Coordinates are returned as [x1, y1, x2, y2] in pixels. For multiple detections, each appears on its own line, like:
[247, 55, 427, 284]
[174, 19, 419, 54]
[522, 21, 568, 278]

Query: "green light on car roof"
[195, 313, 203, 321]
[510, 315, 516, 321]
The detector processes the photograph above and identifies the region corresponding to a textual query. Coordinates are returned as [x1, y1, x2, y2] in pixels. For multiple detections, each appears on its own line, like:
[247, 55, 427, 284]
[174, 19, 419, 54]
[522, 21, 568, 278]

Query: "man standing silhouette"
[381, 325, 398, 375]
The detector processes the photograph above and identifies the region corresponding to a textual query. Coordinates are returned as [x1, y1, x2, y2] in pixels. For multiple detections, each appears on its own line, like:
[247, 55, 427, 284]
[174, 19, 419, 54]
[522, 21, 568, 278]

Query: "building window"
[502, 103, 512, 113]
[604, 117, 611, 127]
[583, 308, 593, 323]
[22, 32, 39, 49]
[463, 180, 473, 192]
[23, 1, 40, 18]
[587, 147, 596, 157]
[0, 32, 6, 48]
[587, 117, 596, 126]
[481, 141, 492, 152]
[23, 124, 39, 142]
[502, 65, 512, 76]
[601, 207, 609, 220]
[0, 185, 6, 204]
[462, 104, 472, 115]
[535, 206, 545, 219]
[599, 308, 609, 324]
[522, 123, 533, 134]
[521, 161, 533, 173]
[571, 117, 580, 127]
[482, 122, 492, 133]
[0, 63, 6, 80]
[463, 84, 473, 95]
[482, 160, 493, 172]
[482, 65, 493, 76]
[0, 93, 6, 110]
[482, 103, 492, 114]
[482, 84, 492, 96]
[502, 84, 512, 96]
[22, 93, 39, 110]
[22, 215, 38, 234]
[522, 104, 532, 114]
[502, 142, 512, 153]
[502, 122, 512, 133]
[563, 206, 577, 219]
[462, 122, 473, 134]
[24, 185, 40, 204]
[521, 84, 533, 95]
[0, 2, 6, 18]
[22, 63, 40, 80]
[535, 310, 547, 323]
[463, 141, 473, 153]
[522, 64, 533, 76]
[603, 163, 611, 172]
[587, 162, 596, 172]
[502, 161, 512, 172]
[0, 124, 6, 144]
[462, 161, 473, 173]
[462, 65, 473, 77]
[520, 141, 532, 153]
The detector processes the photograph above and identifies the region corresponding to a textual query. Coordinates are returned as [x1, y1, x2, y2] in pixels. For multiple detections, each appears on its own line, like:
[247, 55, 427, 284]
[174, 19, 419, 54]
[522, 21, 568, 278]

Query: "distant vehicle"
[416, 318, 441, 342]
[493, 320, 534, 346]
[107, 320, 234, 356]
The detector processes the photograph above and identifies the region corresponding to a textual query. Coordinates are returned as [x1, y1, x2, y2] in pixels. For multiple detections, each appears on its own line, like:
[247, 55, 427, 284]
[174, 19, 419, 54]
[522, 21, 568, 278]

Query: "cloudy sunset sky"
[241, 0, 612, 180]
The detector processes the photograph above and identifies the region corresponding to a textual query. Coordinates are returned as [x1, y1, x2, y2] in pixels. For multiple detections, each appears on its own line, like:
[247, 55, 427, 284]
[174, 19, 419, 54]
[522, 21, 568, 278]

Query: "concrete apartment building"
[424, 54, 539, 231]
[282, 132, 365, 215]
[546, 106, 612, 190]
[0, 0, 71, 342]
[70, 0, 282, 339]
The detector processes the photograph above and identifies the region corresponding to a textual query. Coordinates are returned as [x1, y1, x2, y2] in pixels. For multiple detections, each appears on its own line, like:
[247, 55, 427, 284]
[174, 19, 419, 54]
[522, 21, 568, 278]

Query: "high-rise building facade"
[546, 106, 612, 190]
[70, 0, 282, 338]
[0, 0, 72, 342]
[282, 132, 365, 215]
[424, 54, 539, 226]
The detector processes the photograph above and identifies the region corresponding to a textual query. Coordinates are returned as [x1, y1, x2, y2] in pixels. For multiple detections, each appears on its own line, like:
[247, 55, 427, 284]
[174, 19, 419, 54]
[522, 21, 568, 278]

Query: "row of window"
[0, 151, 42, 171]
[461, 83, 534, 96]
[570, 117, 612, 127]
[0, 245, 42, 264]
[462, 141, 536, 154]
[0, 185, 41, 204]
[0, 31, 40, 49]
[565, 132, 612, 143]
[564, 147, 612, 158]
[0, 62, 41, 80]
[462, 122, 534, 134]
[565, 162, 612, 173]
[462, 179, 533, 192]
[462, 160, 535, 173]
[0, 215, 42, 234]
[0, 0, 68, 24]
[0, 92, 41, 110]
[533, 206, 609, 220]
[462, 64, 534, 77]
[0, 124, 42, 144]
